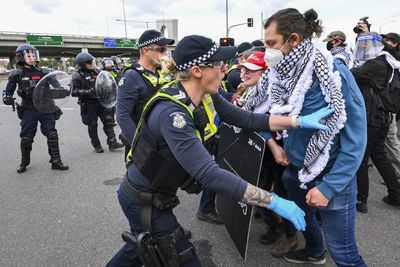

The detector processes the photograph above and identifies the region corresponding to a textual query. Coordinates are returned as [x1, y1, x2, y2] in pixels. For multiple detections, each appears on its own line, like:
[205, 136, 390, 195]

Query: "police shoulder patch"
[118, 77, 126, 86]
[170, 111, 187, 129]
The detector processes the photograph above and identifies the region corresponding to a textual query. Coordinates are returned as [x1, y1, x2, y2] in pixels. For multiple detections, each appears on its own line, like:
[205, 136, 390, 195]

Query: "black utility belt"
[122, 174, 180, 210]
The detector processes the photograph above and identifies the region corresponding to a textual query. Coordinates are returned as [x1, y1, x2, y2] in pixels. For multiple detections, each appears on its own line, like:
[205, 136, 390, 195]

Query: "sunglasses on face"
[84, 61, 93, 65]
[198, 61, 224, 68]
[147, 46, 167, 53]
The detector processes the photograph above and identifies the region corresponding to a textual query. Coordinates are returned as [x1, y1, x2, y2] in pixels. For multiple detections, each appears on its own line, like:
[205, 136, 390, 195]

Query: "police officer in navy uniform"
[107, 35, 334, 266]
[225, 42, 254, 93]
[116, 29, 174, 160]
[2, 44, 68, 173]
[71, 52, 124, 153]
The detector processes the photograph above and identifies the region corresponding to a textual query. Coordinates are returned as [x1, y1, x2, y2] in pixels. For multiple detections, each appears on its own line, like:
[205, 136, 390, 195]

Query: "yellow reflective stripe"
[220, 81, 228, 91]
[142, 70, 169, 87]
[227, 64, 238, 73]
[126, 92, 202, 161]
[201, 94, 218, 141]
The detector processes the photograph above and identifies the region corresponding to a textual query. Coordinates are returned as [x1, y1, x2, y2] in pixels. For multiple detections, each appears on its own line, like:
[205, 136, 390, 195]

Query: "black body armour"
[74, 69, 99, 101]
[129, 82, 207, 196]
[122, 63, 169, 124]
[11, 67, 48, 109]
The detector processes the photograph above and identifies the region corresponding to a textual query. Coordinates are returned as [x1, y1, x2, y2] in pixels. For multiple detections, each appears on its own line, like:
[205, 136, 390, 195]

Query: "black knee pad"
[46, 131, 58, 140]
[21, 136, 34, 145]
[89, 121, 98, 129]
[103, 115, 114, 126]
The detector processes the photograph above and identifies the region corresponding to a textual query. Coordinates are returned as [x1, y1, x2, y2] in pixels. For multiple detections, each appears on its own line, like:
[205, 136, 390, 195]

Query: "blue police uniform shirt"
[128, 89, 272, 201]
[116, 69, 148, 144]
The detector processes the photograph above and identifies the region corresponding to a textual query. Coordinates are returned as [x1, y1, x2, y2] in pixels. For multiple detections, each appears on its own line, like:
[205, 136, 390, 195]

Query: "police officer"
[71, 52, 124, 153]
[225, 42, 254, 93]
[116, 29, 174, 160]
[107, 35, 334, 266]
[111, 55, 123, 72]
[101, 57, 118, 79]
[2, 44, 68, 173]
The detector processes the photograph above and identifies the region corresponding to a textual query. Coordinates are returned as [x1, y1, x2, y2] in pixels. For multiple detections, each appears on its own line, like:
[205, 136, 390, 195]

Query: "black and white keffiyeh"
[331, 46, 353, 68]
[245, 39, 347, 188]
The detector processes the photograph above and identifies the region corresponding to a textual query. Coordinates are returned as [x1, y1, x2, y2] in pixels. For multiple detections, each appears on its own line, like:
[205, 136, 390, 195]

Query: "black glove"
[54, 108, 63, 120]
[89, 88, 97, 98]
[3, 96, 14, 106]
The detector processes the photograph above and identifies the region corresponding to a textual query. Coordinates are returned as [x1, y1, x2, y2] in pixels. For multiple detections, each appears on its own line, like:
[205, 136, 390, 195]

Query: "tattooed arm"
[241, 183, 274, 208]
[241, 183, 306, 231]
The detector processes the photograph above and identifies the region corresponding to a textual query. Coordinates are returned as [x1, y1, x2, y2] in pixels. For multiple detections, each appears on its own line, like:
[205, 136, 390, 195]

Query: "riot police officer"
[2, 44, 68, 173]
[110, 55, 123, 72]
[116, 29, 174, 160]
[71, 52, 124, 153]
[102, 57, 118, 79]
[107, 35, 333, 266]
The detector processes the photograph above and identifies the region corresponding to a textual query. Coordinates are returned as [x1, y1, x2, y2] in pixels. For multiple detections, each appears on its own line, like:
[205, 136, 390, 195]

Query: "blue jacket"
[116, 69, 149, 144]
[264, 60, 367, 200]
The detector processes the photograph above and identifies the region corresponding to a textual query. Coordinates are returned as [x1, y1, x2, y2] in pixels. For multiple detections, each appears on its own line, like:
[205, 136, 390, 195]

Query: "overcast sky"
[1, 0, 399, 48]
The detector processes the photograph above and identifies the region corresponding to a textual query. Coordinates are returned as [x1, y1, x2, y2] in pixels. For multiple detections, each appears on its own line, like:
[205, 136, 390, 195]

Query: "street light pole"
[122, 0, 128, 38]
[225, 0, 229, 37]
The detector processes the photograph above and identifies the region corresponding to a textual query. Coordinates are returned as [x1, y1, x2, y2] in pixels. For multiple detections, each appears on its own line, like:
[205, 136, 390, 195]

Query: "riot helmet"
[16, 44, 40, 66]
[76, 52, 95, 69]
[354, 32, 384, 62]
[110, 55, 123, 70]
[102, 57, 114, 71]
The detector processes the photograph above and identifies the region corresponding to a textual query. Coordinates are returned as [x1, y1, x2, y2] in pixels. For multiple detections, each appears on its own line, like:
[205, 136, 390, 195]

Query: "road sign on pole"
[104, 38, 117, 48]
[116, 38, 137, 48]
[26, 35, 64, 46]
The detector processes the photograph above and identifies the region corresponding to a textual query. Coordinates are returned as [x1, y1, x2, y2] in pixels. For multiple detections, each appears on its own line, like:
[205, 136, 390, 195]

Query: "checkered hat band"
[176, 43, 220, 71]
[238, 47, 254, 57]
[137, 35, 166, 48]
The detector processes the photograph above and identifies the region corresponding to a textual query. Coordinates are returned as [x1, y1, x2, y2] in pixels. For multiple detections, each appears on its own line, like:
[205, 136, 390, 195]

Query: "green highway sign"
[116, 38, 137, 48]
[26, 35, 64, 46]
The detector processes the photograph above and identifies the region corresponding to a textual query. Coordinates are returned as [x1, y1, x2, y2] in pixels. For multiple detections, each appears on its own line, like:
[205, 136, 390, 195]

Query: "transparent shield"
[95, 71, 117, 108]
[33, 71, 72, 113]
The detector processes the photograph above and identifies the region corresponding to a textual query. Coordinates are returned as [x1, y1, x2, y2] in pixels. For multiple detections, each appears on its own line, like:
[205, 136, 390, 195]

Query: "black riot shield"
[95, 71, 117, 108]
[216, 123, 266, 260]
[33, 71, 72, 113]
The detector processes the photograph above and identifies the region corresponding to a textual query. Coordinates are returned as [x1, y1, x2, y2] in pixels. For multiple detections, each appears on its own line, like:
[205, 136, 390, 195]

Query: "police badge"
[172, 112, 186, 128]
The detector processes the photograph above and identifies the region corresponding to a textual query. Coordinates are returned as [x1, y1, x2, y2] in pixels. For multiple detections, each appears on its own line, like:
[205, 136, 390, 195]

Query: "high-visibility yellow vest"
[127, 82, 218, 161]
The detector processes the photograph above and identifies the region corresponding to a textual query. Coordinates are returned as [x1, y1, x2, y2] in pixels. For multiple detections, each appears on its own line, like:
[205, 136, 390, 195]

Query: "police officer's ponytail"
[160, 56, 190, 81]
[160, 56, 176, 76]
[264, 8, 323, 41]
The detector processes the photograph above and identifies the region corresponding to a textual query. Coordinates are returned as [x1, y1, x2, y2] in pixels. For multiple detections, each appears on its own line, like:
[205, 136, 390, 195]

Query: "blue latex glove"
[268, 193, 306, 231]
[299, 106, 334, 131]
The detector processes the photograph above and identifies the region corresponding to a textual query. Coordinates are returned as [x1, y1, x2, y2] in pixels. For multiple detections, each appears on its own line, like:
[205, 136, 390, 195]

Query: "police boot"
[103, 122, 124, 151]
[88, 122, 104, 153]
[46, 132, 69, 171]
[17, 137, 34, 173]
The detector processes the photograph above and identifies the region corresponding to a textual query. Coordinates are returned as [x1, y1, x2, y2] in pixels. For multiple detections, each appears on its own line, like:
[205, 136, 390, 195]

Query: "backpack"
[379, 67, 400, 114]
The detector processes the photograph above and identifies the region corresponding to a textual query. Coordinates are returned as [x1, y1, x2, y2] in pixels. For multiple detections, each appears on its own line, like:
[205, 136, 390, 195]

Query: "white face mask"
[263, 37, 291, 68]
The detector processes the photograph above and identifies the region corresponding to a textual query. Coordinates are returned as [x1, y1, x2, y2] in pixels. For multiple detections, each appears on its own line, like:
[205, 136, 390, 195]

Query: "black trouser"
[258, 149, 296, 238]
[356, 124, 400, 202]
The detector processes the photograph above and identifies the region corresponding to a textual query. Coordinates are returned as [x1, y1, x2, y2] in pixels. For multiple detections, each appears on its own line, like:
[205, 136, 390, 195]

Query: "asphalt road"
[0, 78, 399, 267]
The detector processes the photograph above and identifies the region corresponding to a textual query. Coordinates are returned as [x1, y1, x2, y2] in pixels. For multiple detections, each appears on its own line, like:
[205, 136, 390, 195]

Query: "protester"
[323, 30, 353, 68]
[245, 8, 367, 265]
[352, 32, 400, 212]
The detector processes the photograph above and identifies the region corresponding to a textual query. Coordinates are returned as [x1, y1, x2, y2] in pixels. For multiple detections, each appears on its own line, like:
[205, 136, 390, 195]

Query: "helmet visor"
[23, 49, 40, 65]
[103, 59, 114, 68]
[354, 34, 384, 62]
